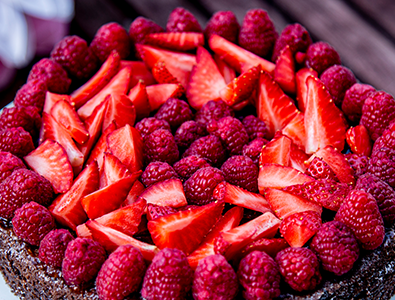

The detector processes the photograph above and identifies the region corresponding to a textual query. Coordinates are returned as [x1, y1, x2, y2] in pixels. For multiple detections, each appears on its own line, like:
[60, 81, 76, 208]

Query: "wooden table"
[1, 0, 395, 109]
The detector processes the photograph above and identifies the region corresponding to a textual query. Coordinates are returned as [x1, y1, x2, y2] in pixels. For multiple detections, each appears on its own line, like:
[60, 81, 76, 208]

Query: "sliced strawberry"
[152, 61, 182, 86]
[146, 203, 178, 221]
[81, 173, 140, 219]
[208, 34, 275, 74]
[213, 181, 271, 213]
[274, 45, 296, 94]
[146, 83, 184, 111]
[24, 139, 73, 194]
[76, 224, 92, 239]
[50, 100, 89, 144]
[258, 164, 313, 192]
[127, 80, 151, 120]
[215, 211, 281, 261]
[296, 68, 318, 113]
[148, 201, 224, 255]
[346, 124, 372, 156]
[263, 188, 322, 219]
[106, 124, 144, 173]
[77, 65, 132, 120]
[304, 76, 347, 154]
[71, 51, 121, 108]
[219, 65, 261, 107]
[187, 46, 227, 110]
[102, 93, 136, 131]
[213, 54, 236, 84]
[86, 220, 159, 261]
[289, 143, 309, 173]
[281, 113, 306, 150]
[123, 180, 145, 206]
[49, 161, 100, 230]
[43, 92, 72, 114]
[137, 178, 188, 208]
[187, 206, 244, 269]
[305, 156, 338, 181]
[100, 152, 136, 188]
[126, 61, 156, 88]
[279, 210, 322, 247]
[257, 71, 299, 139]
[40, 112, 84, 169]
[145, 32, 204, 51]
[94, 198, 146, 237]
[239, 238, 289, 260]
[259, 134, 291, 167]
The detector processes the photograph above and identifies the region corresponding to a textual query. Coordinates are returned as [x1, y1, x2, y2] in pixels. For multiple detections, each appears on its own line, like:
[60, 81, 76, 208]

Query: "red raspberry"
[360, 91, 395, 141]
[174, 120, 207, 150]
[275, 247, 321, 292]
[341, 83, 376, 123]
[154, 98, 193, 129]
[320, 65, 357, 107]
[305, 41, 341, 75]
[141, 248, 193, 300]
[14, 79, 47, 112]
[356, 173, 395, 224]
[305, 156, 338, 181]
[194, 100, 234, 125]
[0, 152, 25, 183]
[242, 137, 268, 166]
[368, 147, 395, 188]
[310, 220, 359, 276]
[0, 106, 41, 138]
[50, 35, 98, 79]
[238, 9, 278, 57]
[0, 168, 54, 219]
[272, 23, 312, 62]
[238, 251, 281, 300]
[143, 129, 179, 165]
[372, 121, 395, 152]
[140, 161, 178, 187]
[135, 117, 171, 141]
[96, 245, 146, 300]
[335, 189, 384, 250]
[204, 11, 240, 44]
[62, 237, 107, 287]
[345, 153, 369, 178]
[173, 155, 211, 181]
[183, 135, 226, 167]
[0, 127, 35, 158]
[166, 7, 202, 33]
[242, 115, 270, 140]
[90, 22, 130, 62]
[12, 201, 56, 246]
[193, 254, 238, 300]
[27, 58, 71, 94]
[207, 116, 249, 156]
[220, 155, 258, 192]
[184, 167, 224, 205]
[39, 229, 74, 268]
[146, 203, 178, 220]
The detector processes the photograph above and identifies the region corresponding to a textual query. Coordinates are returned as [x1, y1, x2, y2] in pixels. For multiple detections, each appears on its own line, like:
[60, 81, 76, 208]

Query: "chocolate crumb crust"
[1, 221, 395, 300]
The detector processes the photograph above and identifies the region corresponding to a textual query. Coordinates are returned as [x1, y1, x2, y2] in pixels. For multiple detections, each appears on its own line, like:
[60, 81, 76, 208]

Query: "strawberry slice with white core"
[86, 220, 159, 261]
[296, 68, 318, 113]
[24, 139, 73, 194]
[187, 46, 227, 110]
[145, 32, 204, 51]
[259, 134, 292, 167]
[123, 180, 145, 206]
[100, 152, 137, 188]
[127, 80, 151, 120]
[264, 188, 322, 220]
[304, 76, 347, 154]
[289, 143, 310, 173]
[281, 112, 307, 150]
[43, 92, 73, 114]
[214, 54, 236, 84]
[102, 93, 136, 131]
[274, 45, 296, 94]
[258, 163, 314, 192]
[257, 71, 299, 139]
[137, 178, 188, 208]
[49, 161, 100, 230]
[146, 83, 183, 111]
[76, 224, 92, 239]
[208, 34, 275, 74]
[147, 200, 224, 255]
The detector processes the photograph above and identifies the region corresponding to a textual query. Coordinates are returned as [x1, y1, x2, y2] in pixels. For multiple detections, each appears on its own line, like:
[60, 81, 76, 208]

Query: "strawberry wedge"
[274, 45, 296, 94]
[145, 32, 204, 51]
[100, 152, 135, 188]
[43, 92, 73, 114]
[259, 134, 292, 167]
[296, 68, 318, 113]
[102, 93, 136, 131]
[146, 83, 183, 111]
[128, 81, 151, 120]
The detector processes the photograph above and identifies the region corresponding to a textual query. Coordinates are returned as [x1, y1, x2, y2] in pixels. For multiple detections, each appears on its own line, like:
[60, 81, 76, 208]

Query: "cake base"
[1, 222, 395, 300]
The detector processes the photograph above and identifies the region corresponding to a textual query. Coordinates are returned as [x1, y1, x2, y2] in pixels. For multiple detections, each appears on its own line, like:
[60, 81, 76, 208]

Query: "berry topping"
[62, 237, 107, 287]
[238, 9, 278, 57]
[184, 167, 224, 205]
[242, 137, 268, 166]
[174, 120, 207, 150]
[143, 129, 179, 165]
[0, 152, 25, 183]
[305, 156, 338, 181]
[96, 245, 146, 300]
[275, 247, 321, 292]
[129, 16, 164, 45]
[305, 41, 341, 75]
[183, 135, 226, 167]
[237, 250, 281, 300]
[368, 147, 395, 188]
[14, 79, 47, 112]
[0, 106, 41, 138]
[220, 155, 258, 192]
[12, 201, 56, 246]
[140, 161, 178, 187]
[154, 98, 193, 129]
[310, 220, 359, 276]
[135, 117, 171, 141]
[39, 229, 74, 268]
[0, 127, 34, 158]
[166, 7, 202, 33]
[341, 83, 376, 123]
[27, 58, 71, 94]
[193, 254, 238, 300]
[204, 11, 240, 44]
[141, 248, 193, 300]
[173, 155, 211, 181]
[344, 153, 369, 178]
[242, 115, 270, 140]
[194, 100, 234, 125]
